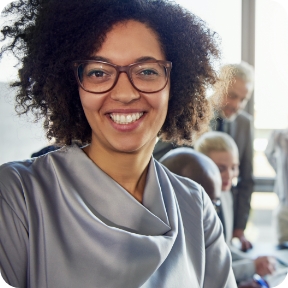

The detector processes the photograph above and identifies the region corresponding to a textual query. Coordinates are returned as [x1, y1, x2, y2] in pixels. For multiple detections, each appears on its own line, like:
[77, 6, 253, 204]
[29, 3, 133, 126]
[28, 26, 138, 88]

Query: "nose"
[110, 72, 140, 103]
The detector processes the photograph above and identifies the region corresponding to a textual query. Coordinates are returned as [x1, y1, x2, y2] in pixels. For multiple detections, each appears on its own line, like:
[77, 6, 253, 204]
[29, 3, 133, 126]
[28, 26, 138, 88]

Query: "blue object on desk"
[253, 274, 269, 288]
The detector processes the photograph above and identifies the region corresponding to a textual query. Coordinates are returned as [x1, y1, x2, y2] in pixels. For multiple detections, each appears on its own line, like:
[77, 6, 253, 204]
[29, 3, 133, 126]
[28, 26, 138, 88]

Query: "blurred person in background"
[159, 147, 222, 203]
[210, 62, 255, 251]
[195, 131, 276, 286]
[160, 145, 272, 288]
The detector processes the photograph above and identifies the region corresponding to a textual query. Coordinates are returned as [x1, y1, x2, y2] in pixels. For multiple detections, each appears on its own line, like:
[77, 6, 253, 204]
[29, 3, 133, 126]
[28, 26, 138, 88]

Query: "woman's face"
[79, 20, 170, 154]
[208, 150, 239, 192]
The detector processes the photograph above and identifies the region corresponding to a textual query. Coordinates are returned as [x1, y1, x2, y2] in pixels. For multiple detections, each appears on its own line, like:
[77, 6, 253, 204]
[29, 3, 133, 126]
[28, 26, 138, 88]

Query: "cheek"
[151, 90, 169, 115]
[233, 168, 239, 177]
[233, 99, 243, 107]
[79, 90, 104, 111]
[226, 99, 236, 107]
[221, 171, 230, 181]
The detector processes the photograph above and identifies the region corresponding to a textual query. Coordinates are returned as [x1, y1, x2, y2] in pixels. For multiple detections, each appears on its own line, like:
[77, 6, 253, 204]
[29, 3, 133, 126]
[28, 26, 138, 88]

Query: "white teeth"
[110, 112, 143, 124]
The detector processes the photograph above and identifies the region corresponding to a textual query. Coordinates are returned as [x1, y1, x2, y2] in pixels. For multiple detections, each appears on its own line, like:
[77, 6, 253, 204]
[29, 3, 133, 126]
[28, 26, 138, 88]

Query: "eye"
[228, 94, 237, 99]
[218, 166, 226, 173]
[84, 68, 114, 84]
[87, 69, 109, 78]
[139, 69, 159, 76]
[232, 165, 239, 171]
[132, 63, 164, 80]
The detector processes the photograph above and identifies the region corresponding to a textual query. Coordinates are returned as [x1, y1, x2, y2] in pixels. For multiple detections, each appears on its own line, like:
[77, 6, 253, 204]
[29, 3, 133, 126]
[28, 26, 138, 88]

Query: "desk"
[245, 243, 288, 287]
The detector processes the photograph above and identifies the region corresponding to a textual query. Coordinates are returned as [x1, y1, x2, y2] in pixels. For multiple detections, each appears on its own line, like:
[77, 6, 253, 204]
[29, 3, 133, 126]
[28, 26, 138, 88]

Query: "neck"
[83, 141, 154, 203]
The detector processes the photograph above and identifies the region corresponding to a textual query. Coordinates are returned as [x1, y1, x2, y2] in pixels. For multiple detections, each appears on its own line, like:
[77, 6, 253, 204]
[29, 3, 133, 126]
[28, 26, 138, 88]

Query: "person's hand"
[233, 229, 253, 251]
[238, 279, 269, 288]
[254, 256, 276, 276]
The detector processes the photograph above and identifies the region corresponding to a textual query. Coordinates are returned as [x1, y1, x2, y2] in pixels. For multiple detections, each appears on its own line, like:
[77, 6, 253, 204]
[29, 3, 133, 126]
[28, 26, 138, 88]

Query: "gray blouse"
[0, 145, 236, 288]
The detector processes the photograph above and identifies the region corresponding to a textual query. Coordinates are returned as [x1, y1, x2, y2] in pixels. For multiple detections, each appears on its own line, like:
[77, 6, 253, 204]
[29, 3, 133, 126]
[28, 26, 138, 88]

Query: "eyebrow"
[228, 91, 246, 101]
[89, 56, 159, 64]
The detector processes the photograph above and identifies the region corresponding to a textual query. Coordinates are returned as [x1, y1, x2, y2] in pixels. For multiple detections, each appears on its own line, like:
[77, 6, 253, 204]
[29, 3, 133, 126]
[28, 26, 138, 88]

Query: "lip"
[222, 182, 232, 189]
[105, 110, 146, 132]
[105, 108, 147, 114]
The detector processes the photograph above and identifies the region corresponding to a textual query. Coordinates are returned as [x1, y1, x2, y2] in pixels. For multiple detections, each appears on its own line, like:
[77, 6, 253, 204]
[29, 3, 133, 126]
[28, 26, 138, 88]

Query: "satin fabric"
[221, 191, 234, 244]
[0, 145, 236, 288]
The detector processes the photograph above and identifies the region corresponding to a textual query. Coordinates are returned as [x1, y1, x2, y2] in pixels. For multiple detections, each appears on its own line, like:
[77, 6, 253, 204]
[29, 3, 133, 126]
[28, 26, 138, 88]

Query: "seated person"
[159, 147, 271, 288]
[194, 131, 276, 284]
[159, 147, 222, 203]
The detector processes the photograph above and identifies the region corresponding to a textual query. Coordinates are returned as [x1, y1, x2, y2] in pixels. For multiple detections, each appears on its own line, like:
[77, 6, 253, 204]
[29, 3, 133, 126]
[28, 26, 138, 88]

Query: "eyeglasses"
[72, 60, 172, 94]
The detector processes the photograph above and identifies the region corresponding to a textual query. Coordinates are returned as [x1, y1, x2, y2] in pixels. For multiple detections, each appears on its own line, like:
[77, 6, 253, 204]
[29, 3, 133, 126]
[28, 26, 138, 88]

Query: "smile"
[109, 112, 144, 124]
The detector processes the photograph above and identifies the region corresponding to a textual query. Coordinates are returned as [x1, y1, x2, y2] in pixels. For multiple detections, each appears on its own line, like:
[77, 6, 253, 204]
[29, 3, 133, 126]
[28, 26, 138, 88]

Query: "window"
[176, 0, 241, 64]
[254, 0, 288, 178]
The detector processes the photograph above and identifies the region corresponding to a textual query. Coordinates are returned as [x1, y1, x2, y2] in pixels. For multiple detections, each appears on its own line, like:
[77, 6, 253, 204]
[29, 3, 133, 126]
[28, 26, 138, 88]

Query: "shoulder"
[0, 146, 77, 221]
[0, 146, 71, 203]
[274, 129, 288, 138]
[0, 159, 35, 194]
[270, 129, 288, 147]
[0, 147, 62, 185]
[237, 110, 253, 123]
[0, 160, 36, 227]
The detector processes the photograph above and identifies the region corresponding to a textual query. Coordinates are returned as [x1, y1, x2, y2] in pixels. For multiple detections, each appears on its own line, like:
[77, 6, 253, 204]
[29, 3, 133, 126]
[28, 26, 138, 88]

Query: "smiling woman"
[0, 1, 236, 288]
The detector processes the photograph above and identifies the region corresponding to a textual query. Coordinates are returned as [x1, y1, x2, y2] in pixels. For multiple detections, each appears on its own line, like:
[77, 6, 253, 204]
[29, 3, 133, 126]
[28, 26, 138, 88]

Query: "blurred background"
[0, 0, 287, 244]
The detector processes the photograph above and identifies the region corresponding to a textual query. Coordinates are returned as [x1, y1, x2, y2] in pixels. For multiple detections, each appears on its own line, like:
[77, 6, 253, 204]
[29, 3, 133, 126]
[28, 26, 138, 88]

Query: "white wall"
[254, 0, 288, 129]
[0, 2, 49, 164]
[0, 83, 48, 164]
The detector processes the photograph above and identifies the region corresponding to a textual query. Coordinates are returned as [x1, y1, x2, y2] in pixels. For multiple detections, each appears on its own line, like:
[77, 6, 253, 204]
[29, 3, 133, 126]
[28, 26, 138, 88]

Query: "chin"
[110, 141, 150, 154]
[112, 145, 142, 154]
[224, 111, 239, 122]
[222, 185, 232, 192]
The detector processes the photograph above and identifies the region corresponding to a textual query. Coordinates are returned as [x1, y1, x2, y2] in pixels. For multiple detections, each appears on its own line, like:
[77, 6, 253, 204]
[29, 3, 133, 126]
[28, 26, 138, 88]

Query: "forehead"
[94, 20, 165, 65]
[209, 150, 239, 165]
[228, 77, 249, 99]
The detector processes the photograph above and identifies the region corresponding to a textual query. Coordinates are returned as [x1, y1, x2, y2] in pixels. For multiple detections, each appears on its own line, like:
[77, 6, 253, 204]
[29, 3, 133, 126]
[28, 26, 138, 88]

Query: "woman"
[195, 131, 276, 286]
[195, 132, 243, 244]
[0, 1, 236, 287]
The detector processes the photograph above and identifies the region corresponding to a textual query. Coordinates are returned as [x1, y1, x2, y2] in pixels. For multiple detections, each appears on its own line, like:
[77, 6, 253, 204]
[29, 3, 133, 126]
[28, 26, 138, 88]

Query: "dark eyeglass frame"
[72, 60, 172, 94]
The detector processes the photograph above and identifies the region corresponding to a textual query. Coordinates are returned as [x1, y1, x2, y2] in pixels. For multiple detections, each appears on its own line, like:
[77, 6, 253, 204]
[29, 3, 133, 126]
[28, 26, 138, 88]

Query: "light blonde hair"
[225, 61, 254, 95]
[194, 131, 239, 158]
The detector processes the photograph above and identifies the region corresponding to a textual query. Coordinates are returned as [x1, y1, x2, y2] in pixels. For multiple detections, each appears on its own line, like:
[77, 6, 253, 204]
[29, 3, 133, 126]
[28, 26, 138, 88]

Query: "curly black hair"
[1, 0, 220, 145]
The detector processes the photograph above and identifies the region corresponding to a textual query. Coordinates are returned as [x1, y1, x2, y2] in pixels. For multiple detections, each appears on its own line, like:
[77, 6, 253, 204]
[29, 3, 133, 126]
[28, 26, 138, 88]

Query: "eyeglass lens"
[78, 62, 168, 93]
